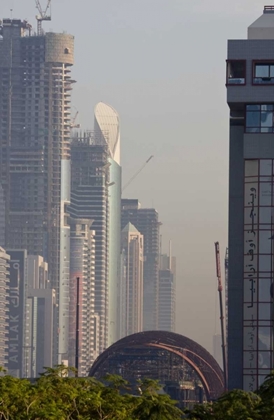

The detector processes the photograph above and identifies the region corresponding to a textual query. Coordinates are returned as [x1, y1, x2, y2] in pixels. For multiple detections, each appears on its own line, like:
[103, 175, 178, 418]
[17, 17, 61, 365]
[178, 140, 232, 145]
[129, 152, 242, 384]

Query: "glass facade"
[108, 158, 121, 345]
[254, 63, 274, 84]
[246, 105, 274, 133]
[243, 159, 274, 391]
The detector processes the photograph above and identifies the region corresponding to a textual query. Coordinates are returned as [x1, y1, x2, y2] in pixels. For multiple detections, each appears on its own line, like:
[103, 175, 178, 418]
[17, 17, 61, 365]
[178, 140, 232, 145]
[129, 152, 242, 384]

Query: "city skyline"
[0, 0, 235, 353]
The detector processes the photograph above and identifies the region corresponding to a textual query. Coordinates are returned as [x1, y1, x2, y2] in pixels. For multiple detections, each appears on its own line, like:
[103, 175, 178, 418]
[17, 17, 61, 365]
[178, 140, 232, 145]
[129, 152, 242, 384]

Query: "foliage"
[186, 371, 274, 420]
[0, 365, 184, 420]
[3, 365, 274, 419]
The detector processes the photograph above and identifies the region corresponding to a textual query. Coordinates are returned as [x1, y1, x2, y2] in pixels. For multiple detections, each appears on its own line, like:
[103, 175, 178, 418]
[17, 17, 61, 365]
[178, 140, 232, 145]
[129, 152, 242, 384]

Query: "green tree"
[187, 389, 261, 420]
[0, 366, 184, 419]
[131, 378, 183, 420]
[256, 371, 274, 419]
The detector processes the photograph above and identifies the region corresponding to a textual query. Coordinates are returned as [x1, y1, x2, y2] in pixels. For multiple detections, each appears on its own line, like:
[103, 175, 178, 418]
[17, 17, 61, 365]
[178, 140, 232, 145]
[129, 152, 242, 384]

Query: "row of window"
[246, 104, 274, 133]
[227, 60, 274, 85]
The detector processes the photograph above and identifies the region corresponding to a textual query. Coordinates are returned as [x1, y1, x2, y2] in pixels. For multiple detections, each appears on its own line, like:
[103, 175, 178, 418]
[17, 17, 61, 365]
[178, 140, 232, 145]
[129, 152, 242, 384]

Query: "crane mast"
[35, 0, 51, 35]
[214, 242, 227, 390]
[122, 155, 154, 192]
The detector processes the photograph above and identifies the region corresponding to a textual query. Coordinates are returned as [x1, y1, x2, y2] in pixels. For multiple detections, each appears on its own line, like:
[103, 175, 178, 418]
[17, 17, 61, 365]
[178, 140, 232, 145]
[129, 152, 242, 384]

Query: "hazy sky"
[2, 0, 266, 353]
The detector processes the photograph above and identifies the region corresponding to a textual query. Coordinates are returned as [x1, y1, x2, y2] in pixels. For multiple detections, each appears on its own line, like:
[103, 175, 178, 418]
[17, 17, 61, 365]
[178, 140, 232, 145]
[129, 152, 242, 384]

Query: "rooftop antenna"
[35, 0, 51, 35]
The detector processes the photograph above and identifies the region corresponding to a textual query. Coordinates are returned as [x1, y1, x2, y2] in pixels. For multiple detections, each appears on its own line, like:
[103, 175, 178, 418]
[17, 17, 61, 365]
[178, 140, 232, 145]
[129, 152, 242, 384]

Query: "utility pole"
[214, 242, 227, 390]
[75, 277, 80, 377]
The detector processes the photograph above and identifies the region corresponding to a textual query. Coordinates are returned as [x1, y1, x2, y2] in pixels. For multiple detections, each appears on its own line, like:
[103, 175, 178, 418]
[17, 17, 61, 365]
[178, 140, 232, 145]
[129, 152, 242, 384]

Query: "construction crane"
[70, 110, 80, 129]
[122, 155, 154, 193]
[214, 242, 227, 390]
[35, 0, 51, 35]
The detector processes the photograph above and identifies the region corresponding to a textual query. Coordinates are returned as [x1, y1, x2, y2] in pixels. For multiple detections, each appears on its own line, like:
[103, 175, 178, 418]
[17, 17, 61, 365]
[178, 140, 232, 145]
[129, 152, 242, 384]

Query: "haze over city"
[1, 0, 268, 354]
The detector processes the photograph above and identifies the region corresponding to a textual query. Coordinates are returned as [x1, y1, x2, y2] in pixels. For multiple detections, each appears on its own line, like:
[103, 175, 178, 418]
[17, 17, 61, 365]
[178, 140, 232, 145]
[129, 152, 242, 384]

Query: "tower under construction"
[0, 18, 74, 363]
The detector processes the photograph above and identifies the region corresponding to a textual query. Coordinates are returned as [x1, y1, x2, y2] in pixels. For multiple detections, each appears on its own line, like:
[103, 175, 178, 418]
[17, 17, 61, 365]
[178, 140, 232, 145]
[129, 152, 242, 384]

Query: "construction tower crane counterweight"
[35, 0, 51, 35]
[214, 242, 227, 391]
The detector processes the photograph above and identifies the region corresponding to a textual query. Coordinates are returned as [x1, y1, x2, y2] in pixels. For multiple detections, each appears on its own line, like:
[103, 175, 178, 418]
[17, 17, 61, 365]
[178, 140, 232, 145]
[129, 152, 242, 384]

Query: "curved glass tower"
[94, 102, 121, 345]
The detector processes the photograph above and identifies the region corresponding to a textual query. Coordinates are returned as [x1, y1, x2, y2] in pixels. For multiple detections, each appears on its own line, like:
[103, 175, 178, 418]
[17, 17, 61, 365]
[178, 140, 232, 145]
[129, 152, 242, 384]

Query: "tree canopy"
[0, 365, 183, 420]
[2, 366, 274, 419]
[186, 371, 274, 420]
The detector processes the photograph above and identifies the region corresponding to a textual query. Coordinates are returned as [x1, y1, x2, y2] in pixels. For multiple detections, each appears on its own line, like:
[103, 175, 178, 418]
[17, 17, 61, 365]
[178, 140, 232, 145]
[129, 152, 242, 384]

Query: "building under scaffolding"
[89, 331, 224, 409]
[0, 18, 74, 365]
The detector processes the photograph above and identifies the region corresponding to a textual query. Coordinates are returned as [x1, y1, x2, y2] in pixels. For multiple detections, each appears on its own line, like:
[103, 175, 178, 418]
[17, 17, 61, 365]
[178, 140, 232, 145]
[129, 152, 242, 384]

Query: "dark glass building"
[227, 6, 274, 390]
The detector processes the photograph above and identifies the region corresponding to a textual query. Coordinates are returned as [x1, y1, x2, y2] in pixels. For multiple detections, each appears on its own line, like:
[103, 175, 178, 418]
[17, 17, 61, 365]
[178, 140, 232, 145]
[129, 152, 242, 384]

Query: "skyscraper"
[121, 199, 160, 330]
[70, 134, 109, 353]
[24, 255, 55, 378]
[158, 252, 176, 332]
[69, 218, 96, 376]
[120, 223, 143, 338]
[94, 102, 121, 345]
[227, 6, 274, 390]
[0, 247, 9, 369]
[0, 18, 74, 364]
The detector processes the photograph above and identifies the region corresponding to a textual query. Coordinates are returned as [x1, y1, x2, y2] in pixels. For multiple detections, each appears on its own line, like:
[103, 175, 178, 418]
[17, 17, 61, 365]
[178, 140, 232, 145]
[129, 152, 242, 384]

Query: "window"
[246, 104, 274, 133]
[226, 60, 245, 85]
[253, 62, 274, 84]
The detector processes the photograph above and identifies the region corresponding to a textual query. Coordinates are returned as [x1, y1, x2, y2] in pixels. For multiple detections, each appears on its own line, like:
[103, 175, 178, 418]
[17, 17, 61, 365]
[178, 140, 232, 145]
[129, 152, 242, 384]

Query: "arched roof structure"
[89, 331, 224, 401]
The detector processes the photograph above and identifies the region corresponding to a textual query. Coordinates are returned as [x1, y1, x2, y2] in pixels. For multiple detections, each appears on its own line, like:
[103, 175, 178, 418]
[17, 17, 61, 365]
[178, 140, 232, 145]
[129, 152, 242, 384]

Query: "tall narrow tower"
[94, 102, 121, 345]
[70, 134, 109, 354]
[0, 19, 74, 363]
[120, 223, 143, 338]
[227, 6, 274, 390]
[121, 199, 160, 331]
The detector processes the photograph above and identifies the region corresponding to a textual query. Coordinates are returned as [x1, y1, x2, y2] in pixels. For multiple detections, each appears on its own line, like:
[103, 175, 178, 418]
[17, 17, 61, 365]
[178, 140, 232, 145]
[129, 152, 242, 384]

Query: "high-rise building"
[69, 218, 96, 376]
[120, 223, 143, 338]
[24, 255, 55, 378]
[0, 19, 74, 364]
[6, 249, 27, 377]
[227, 6, 274, 390]
[70, 134, 109, 353]
[25, 288, 56, 378]
[0, 247, 9, 369]
[121, 199, 160, 330]
[158, 252, 176, 332]
[94, 102, 121, 345]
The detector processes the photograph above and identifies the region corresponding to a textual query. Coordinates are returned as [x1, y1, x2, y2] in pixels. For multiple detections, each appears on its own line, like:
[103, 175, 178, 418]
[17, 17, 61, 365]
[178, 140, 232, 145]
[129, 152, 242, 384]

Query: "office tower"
[0, 19, 74, 364]
[25, 289, 56, 378]
[24, 255, 55, 378]
[94, 102, 121, 345]
[213, 333, 222, 368]
[27, 255, 49, 289]
[70, 134, 109, 353]
[158, 252, 176, 332]
[120, 223, 143, 338]
[6, 249, 28, 377]
[121, 199, 160, 330]
[227, 6, 274, 390]
[69, 218, 96, 376]
[0, 247, 9, 369]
